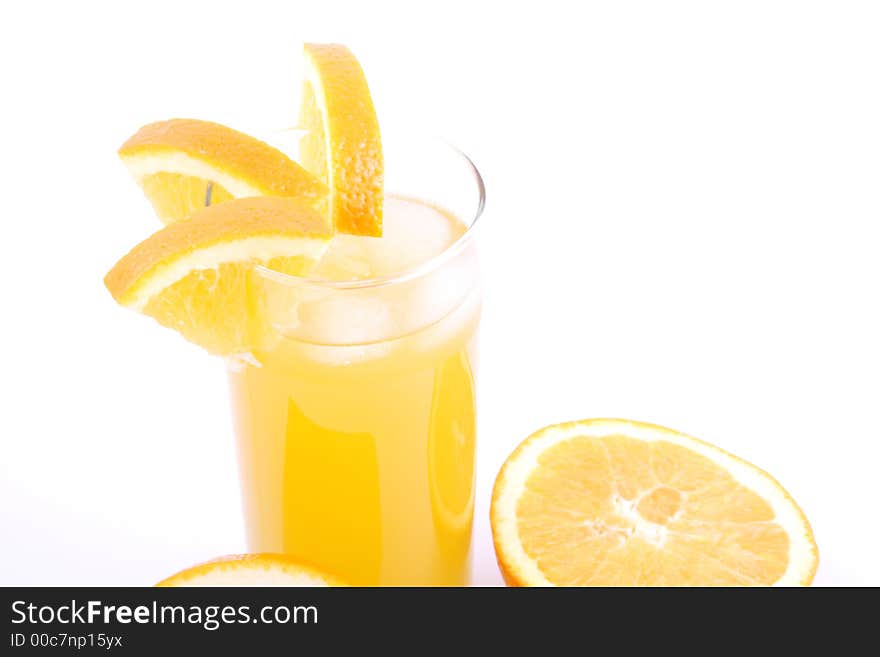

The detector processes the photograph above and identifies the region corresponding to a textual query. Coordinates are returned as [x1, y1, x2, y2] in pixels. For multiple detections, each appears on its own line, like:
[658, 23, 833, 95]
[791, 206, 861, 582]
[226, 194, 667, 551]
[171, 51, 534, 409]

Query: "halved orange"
[119, 118, 328, 225]
[299, 43, 383, 236]
[156, 554, 345, 586]
[491, 419, 818, 586]
[104, 196, 331, 355]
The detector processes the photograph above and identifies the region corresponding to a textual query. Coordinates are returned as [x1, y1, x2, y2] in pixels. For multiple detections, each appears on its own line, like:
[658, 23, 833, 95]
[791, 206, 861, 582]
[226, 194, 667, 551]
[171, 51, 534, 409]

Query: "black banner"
[0, 586, 860, 653]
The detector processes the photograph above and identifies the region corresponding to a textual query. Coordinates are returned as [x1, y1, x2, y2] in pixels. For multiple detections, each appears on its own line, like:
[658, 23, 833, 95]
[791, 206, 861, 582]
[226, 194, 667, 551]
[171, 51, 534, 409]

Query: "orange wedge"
[156, 554, 345, 586]
[299, 43, 383, 236]
[119, 118, 328, 225]
[104, 196, 331, 355]
[491, 419, 818, 586]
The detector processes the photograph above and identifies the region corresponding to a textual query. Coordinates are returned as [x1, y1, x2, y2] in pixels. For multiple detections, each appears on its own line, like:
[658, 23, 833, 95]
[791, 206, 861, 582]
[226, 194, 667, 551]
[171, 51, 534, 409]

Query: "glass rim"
[255, 137, 485, 290]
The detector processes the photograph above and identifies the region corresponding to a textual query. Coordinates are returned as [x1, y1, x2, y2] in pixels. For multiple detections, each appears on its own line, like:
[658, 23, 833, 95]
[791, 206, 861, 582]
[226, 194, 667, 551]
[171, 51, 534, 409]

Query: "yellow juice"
[228, 196, 480, 585]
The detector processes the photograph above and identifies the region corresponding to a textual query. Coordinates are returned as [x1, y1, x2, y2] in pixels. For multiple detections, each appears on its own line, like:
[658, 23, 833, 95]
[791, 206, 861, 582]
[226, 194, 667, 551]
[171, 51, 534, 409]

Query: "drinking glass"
[228, 135, 484, 585]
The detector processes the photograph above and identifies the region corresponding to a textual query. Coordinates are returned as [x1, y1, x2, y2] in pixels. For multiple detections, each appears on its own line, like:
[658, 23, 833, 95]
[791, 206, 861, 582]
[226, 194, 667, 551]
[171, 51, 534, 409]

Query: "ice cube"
[309, 233, 373, 280]
[296, 291, 398, 346]
[313, 197, 461, 281]
[361, 197, 460, 276]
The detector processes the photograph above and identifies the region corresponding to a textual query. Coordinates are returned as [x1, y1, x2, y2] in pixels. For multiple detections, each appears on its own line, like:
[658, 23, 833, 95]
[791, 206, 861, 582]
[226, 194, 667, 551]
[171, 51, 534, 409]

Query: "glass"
[227, 135, 484, 585]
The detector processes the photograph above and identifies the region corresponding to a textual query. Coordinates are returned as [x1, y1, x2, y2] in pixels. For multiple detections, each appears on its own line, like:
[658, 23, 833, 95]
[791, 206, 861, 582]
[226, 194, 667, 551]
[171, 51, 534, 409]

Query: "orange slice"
[156, 554, 345, 586]
[299, 43, 383, 236]
[119, 118, 328, 225]
[491, 419, 818, 586]
[104, 196, 331, 355]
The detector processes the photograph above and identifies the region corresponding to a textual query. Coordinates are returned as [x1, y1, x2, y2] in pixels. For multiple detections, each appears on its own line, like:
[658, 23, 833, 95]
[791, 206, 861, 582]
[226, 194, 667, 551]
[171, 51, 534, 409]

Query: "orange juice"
[228, 195, 480, 585]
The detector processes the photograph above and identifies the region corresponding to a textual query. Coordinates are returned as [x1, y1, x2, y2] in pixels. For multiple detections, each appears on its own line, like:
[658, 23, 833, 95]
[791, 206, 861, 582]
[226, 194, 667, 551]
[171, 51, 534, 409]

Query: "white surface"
[1, 0, 878, 586]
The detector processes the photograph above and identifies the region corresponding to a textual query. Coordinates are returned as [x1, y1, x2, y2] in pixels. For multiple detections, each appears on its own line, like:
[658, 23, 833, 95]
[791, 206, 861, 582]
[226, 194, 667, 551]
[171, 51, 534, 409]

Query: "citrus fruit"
[104, 196, 332, 355]
[299, 43, 383, 236]
[491, 419, 818, 586]
[119, 118, 328, 225]
[156, 554, 344, 586]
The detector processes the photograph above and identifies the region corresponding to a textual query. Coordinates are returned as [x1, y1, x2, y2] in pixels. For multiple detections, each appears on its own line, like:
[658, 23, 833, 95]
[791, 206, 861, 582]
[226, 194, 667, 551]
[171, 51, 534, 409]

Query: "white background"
[1, 1, 878, 586]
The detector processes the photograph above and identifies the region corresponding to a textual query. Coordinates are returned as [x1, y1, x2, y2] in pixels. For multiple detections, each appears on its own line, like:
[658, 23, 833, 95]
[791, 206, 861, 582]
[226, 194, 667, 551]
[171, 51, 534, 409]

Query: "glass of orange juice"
[227, 135, 484, 586]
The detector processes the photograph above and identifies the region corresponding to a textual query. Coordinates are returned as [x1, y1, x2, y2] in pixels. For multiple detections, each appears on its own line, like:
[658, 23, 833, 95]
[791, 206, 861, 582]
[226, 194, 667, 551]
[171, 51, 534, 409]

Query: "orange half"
[491, 419, 818, 586]
[157, 554, 345, 586]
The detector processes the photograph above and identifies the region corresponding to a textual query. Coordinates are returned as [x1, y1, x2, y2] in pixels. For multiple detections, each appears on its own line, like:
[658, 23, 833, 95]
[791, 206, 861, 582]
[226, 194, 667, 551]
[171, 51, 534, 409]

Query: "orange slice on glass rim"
[104, 196, 331, 355]
[119, 118, 328, 226]
[299, 43, 383, 236]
